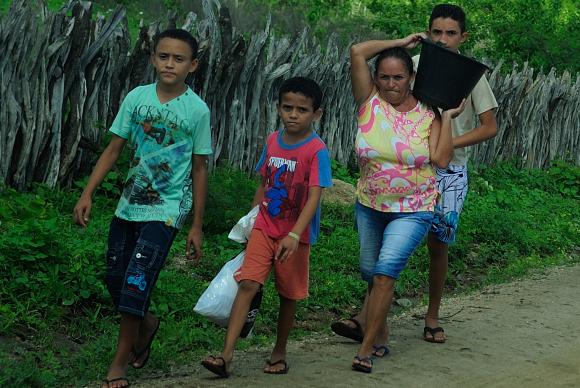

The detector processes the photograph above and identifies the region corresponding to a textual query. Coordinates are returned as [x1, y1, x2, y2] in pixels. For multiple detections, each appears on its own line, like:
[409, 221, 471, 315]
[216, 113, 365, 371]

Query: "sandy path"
[136, 264, 580, 387]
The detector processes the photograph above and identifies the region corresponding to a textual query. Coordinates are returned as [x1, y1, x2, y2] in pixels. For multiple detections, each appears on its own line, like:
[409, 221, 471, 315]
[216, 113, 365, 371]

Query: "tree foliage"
[10, 0, 574, 72]
[237, 0, 580, 72]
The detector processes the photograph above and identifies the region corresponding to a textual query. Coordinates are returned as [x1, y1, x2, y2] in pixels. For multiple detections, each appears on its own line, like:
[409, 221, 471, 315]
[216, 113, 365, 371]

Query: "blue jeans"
[356, 202, 434, 282]
[105, 217, 177, 317]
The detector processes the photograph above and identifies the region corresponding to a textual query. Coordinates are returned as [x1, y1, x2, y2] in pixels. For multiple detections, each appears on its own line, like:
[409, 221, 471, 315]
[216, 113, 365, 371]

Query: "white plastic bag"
[228, 205, 259, 243]
[194, 250, 245, 326]
[194, 207, 259, 326]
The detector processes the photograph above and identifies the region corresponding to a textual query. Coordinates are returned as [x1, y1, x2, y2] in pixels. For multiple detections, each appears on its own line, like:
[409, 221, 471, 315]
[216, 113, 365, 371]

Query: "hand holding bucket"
[413, 38, 489, 110]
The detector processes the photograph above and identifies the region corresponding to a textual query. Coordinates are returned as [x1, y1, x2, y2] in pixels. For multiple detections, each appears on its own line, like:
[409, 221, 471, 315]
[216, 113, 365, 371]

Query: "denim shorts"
[356, 202, 434, 282]
[430, 165, 468, 244]
[105, 217, 177, 317]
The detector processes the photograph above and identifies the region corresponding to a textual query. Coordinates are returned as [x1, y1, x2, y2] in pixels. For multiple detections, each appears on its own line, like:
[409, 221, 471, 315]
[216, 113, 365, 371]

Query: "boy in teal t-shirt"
[111, 82, 211, 228]
[73, 29, 211, 388]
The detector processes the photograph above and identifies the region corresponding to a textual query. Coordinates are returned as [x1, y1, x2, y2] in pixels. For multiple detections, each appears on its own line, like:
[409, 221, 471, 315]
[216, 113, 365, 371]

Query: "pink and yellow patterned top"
[355, 93, 438, 212]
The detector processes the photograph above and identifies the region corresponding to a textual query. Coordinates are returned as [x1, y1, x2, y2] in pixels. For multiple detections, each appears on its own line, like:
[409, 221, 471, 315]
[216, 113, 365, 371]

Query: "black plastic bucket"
[413, 39, 489, 110]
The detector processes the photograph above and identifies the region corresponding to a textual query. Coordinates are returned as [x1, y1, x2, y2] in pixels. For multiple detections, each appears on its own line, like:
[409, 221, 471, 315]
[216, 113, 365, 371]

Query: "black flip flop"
[131, 319, 160, 369]
[201, 355, 230, 378]
[264, 359, 289, 375]
[331, 317, 364, 343]
[423, 326, 446, 343]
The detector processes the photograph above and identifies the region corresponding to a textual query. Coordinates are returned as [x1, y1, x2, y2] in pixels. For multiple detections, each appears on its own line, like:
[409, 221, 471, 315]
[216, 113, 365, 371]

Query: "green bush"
[0, 161, 578, 385]
[0, 184, 113, 332]
[203, 164, 258, 235]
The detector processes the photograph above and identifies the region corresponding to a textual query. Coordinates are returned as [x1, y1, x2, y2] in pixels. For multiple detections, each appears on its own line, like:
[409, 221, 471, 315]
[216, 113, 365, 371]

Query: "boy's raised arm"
[73, 134, 126, 228]
[186, 154, 209, 262]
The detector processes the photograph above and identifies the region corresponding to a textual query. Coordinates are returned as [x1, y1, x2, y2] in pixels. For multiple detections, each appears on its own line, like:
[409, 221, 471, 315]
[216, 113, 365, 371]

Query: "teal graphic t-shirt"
[109, 83, 212, 229]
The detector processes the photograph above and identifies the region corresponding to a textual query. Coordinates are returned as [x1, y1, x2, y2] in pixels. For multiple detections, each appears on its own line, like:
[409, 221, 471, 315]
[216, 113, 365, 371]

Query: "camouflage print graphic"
[430, 165, 468, 244]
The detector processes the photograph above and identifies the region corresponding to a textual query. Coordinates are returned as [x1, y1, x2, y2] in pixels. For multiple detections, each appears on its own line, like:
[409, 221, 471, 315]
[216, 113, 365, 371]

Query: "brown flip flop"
[264, 359, 289, 374]
[201, 355, 230, 378]
[102, 376, 130, 387]
[330, 317, 364, 343]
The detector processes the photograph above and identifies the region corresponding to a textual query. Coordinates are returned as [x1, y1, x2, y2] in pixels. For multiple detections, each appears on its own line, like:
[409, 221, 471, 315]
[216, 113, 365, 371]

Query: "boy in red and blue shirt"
[202, 77, 332, 377]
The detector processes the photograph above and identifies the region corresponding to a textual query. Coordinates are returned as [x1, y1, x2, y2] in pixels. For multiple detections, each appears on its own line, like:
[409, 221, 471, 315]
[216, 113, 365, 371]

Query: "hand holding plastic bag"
[228, 205, 259, 243]
[193, 251, 244, 327]
[194, 206, 262, 327]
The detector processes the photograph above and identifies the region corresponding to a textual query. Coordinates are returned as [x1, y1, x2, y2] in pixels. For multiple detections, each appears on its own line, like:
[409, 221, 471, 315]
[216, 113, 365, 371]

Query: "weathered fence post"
[0, 0, 129, 189]
[0, 0, 578, 190]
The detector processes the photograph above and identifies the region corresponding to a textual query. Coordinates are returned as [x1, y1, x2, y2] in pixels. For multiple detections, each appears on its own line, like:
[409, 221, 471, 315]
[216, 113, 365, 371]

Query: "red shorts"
[234, 229, 310, 300]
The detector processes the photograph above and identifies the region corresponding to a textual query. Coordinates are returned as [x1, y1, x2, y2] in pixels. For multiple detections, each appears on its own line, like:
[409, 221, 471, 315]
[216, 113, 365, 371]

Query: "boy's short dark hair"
[278, 77, 323, 111]
[374, 47, 414, 77]
[154, 29, 199, 59]
[429, 4, 466, 33]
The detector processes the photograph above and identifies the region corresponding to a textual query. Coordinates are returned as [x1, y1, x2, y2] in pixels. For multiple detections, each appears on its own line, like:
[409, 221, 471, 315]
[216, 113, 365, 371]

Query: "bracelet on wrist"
[287, 232, 300, 241]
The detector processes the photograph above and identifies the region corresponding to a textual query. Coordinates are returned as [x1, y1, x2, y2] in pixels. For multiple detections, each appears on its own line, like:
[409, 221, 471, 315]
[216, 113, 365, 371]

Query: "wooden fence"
[0, 1, 130, 189]
[0, 0, 578, 189]
[477, 63, 580, 168]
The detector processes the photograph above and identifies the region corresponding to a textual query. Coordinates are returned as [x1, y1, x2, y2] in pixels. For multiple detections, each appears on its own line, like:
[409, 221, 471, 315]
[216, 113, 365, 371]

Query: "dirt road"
[137, 264, 580, 387]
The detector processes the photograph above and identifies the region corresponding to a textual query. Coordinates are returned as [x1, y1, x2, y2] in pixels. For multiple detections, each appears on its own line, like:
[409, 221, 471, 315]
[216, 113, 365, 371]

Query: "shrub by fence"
[0, 0, 578, 189]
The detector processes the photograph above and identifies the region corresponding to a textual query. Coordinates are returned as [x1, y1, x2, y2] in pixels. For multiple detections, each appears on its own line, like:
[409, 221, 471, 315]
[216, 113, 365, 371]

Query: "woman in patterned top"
[347, 33, 465, 373]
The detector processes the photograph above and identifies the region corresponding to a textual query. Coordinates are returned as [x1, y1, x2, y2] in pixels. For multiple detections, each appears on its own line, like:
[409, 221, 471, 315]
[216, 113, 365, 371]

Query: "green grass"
[0, 160, 579, 386]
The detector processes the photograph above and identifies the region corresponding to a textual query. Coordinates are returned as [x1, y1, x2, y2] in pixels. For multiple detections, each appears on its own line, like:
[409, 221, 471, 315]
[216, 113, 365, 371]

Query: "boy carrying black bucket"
[415, 3, 498, 344]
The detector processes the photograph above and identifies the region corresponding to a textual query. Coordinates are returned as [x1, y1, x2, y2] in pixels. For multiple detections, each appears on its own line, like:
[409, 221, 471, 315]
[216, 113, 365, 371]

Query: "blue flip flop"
[372, 344, 390, 357]
[352, 355, 373, 373]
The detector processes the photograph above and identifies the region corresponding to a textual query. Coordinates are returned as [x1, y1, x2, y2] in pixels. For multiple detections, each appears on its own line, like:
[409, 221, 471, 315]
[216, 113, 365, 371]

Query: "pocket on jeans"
[124, 242, 161, 299]
[132, 241, 160, 272]
[414, 211, 435, 225]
